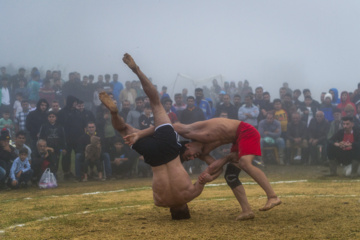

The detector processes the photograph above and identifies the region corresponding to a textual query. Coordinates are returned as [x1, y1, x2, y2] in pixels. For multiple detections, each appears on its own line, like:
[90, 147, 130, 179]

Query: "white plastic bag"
[38, 168, 58, 189]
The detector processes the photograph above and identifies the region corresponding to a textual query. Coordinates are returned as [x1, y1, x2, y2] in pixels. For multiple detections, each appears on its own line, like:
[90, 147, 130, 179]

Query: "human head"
[303, 89, 311, 97]
[86, 122, 96, 135]
[37, 139, 47, 154]
[122, 100, 131, 110]
[2, 111, 10, 120]
[223, 94, 231, 106]
[315, 111, 325, 123]
[266, 112, 275, 123]
[233, 94, 241, 106]
[98, 75, 104, 83]
[324, 93, 332, 105]
[76, 100, 85, 112]
[174, 93, 182, 105]
[162, 98, 173, 112]
[195, 88, 203, 100]
[342, 116, 354, 132]
[283, 93, 292, 103]
[15, 92, 23, 101]
[273, 99, 282, 110]
[340, 91, 349, 103]
[144, 103, 152, 116]
[37, 99, 49, 112]
[21, 99, 30, 112]
[19, 147, 29, 161]
[113, 137, 124, 150]
[15, 130, 27, 147]
[135, 97, 144, 111]
[47, 111, 57, 125]
[279, 87, 287, 99]
[219, 111, 228, 118]
[179, 141, 201, 161]
[43, 79, 51, 88]
[333, 108, 342, 121]
[186, 96, 195, 108]
[344, 104, 355, 117]
[105, 74, 111, 82]
[304, 96, 312, 106]
[293, 89, 301, 99]
[113, 74, 118, 82]
[51, 101, 60, 113]
[255, 86, 263, 100]
[244, 94, 253, 106]
[291, 112, 301, 124]
[170, 204, 190, 220]
[263, 92, 270, 102]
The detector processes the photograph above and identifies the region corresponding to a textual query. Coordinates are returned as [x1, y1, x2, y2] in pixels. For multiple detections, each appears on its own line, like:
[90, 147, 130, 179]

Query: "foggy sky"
[1, 0, 360, 101]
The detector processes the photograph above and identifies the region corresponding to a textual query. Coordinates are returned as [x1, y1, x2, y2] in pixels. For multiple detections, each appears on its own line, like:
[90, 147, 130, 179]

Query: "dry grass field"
[1, 164, 360, 240]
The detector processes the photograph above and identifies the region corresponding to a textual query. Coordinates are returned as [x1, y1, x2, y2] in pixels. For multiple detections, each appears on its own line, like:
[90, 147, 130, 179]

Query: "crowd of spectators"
[1, 66, 360, 190]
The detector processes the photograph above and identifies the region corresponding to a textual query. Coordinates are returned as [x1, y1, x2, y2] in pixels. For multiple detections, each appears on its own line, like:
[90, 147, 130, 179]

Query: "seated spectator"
[286, 112, 308, 164]
[215, 94, 238, 119]
[343, 103, 360, 129]
[308, 111, 330, 165]
[273, 98, 288, 139]
[39, 79, 55, 105]
[232, 94, 242, 112]
[0, 129, 17, 188]
[257, 91, 273, 123]
[9, 148, 33, 189]
[14, 131, 32, 161]
[320, 93, 335, 122]
[39, 111, 67, 175]
[139, 103, 154, 130]
[327, 116, 360, 177]
[31, 139, 56, 182]
[282, 93, 294, 117]
[327, 108, 342, 139]
[258, 112, 285, 164]
[109, 137, 135, 178]
[83, 136, 104, 181]
[75, 122, 111, 181]
[302, 89, 320, 109]
[329, 88, 340, 107]
[292, 89, 302, 109]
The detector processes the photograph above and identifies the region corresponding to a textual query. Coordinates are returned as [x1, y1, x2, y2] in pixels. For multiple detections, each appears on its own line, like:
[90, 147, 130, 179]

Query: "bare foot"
[99, 92, 118, 113]
[259, 197, 282, 211]
[122, 53, 138, 71]
[236, 211, 255, 221]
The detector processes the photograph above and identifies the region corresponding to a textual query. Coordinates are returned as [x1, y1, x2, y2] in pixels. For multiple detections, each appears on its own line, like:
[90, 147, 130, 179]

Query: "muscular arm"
[123, 125, 155, 145]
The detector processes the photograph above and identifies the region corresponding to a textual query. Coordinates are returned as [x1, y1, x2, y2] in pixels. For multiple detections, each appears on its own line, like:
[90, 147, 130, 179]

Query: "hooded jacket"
[337, 91, 357, 117]
[25, 98, 49, 140]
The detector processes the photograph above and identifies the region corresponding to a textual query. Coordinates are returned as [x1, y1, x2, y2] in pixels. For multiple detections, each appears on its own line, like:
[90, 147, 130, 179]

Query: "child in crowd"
[13, 92, 23, 116]
[139, 103, 154, 130]
[0, 110, 14, 139]
[273, 99, 288, 139]
[38, 111, 67, 175]
[29, 100, 37, 111]
[9, 147, 33, 189]
[84, 136, 103, 181]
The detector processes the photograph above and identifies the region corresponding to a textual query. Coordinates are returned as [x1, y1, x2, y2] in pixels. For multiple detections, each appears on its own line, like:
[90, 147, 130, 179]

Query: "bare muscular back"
[174, 118, 241, 147]
[152, 157, 201, 207]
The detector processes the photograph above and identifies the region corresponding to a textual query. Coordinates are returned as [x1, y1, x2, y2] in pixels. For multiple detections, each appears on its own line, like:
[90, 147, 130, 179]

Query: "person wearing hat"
[320, 93, 336, 122]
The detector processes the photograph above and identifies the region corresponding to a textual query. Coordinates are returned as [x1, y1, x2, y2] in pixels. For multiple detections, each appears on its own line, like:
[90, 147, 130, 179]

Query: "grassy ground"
[1, 165, 360, 240]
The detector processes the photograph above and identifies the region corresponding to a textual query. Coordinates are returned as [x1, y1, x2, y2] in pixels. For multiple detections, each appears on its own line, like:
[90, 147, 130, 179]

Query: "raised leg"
[123, 53, 170, 127]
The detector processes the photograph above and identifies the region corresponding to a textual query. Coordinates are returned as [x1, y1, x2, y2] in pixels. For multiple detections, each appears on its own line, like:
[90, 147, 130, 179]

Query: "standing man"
[215, 94, 238, 119]
[126, 96, 144, 129]
[238, 94, 259, 127]
[194, 88, 212, 120]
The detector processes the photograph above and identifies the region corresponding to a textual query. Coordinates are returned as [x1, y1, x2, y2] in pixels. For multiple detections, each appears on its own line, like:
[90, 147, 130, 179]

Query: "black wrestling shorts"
[132, 124, 181, 167]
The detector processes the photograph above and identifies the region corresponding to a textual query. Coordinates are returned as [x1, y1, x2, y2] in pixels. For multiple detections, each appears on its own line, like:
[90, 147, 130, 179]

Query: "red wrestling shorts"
[230, 122, 261, 157]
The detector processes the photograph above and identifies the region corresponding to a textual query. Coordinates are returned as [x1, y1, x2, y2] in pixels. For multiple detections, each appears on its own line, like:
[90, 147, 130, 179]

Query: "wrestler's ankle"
[267, 195, 278, 200]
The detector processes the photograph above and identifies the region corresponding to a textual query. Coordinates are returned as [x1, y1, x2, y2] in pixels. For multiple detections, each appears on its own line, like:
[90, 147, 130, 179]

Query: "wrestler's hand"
[198, 172, 212, 184]
[122, 53, 138, 72]
[124, 133, 139, 145]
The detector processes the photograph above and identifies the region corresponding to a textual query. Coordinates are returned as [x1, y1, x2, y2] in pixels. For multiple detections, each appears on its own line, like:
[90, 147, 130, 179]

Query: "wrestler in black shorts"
[132, 124, 181, 167]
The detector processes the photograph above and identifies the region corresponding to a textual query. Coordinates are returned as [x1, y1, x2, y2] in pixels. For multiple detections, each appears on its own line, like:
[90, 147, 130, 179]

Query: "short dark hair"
[273, 99, 282, 104]
[303, 89, 310, 94]
[19, 147, 29, 155]
[195, 88, 203, 92]
[162, 97, 173, 105]
[304, 96, 312, 100]
[187, 96, 195, 101]
[170, 204, 191, 220]
[294, 89, 301, 94]
[179, 141, 190, 163]
[135, 96, 144, 102]
[144, 103, 151, 109]
[342, 116, 354, 122]
[16, 130, 27, 138]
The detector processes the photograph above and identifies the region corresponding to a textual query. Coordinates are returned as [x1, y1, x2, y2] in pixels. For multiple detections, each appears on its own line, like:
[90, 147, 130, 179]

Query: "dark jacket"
[25, 99, 49, 140]
[180, 106, 206, 124]
[287, 120, 308, 141]
[39, 122, 67, 152]
[308, 118, 330, 142]
[328, 126, 360, 149]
